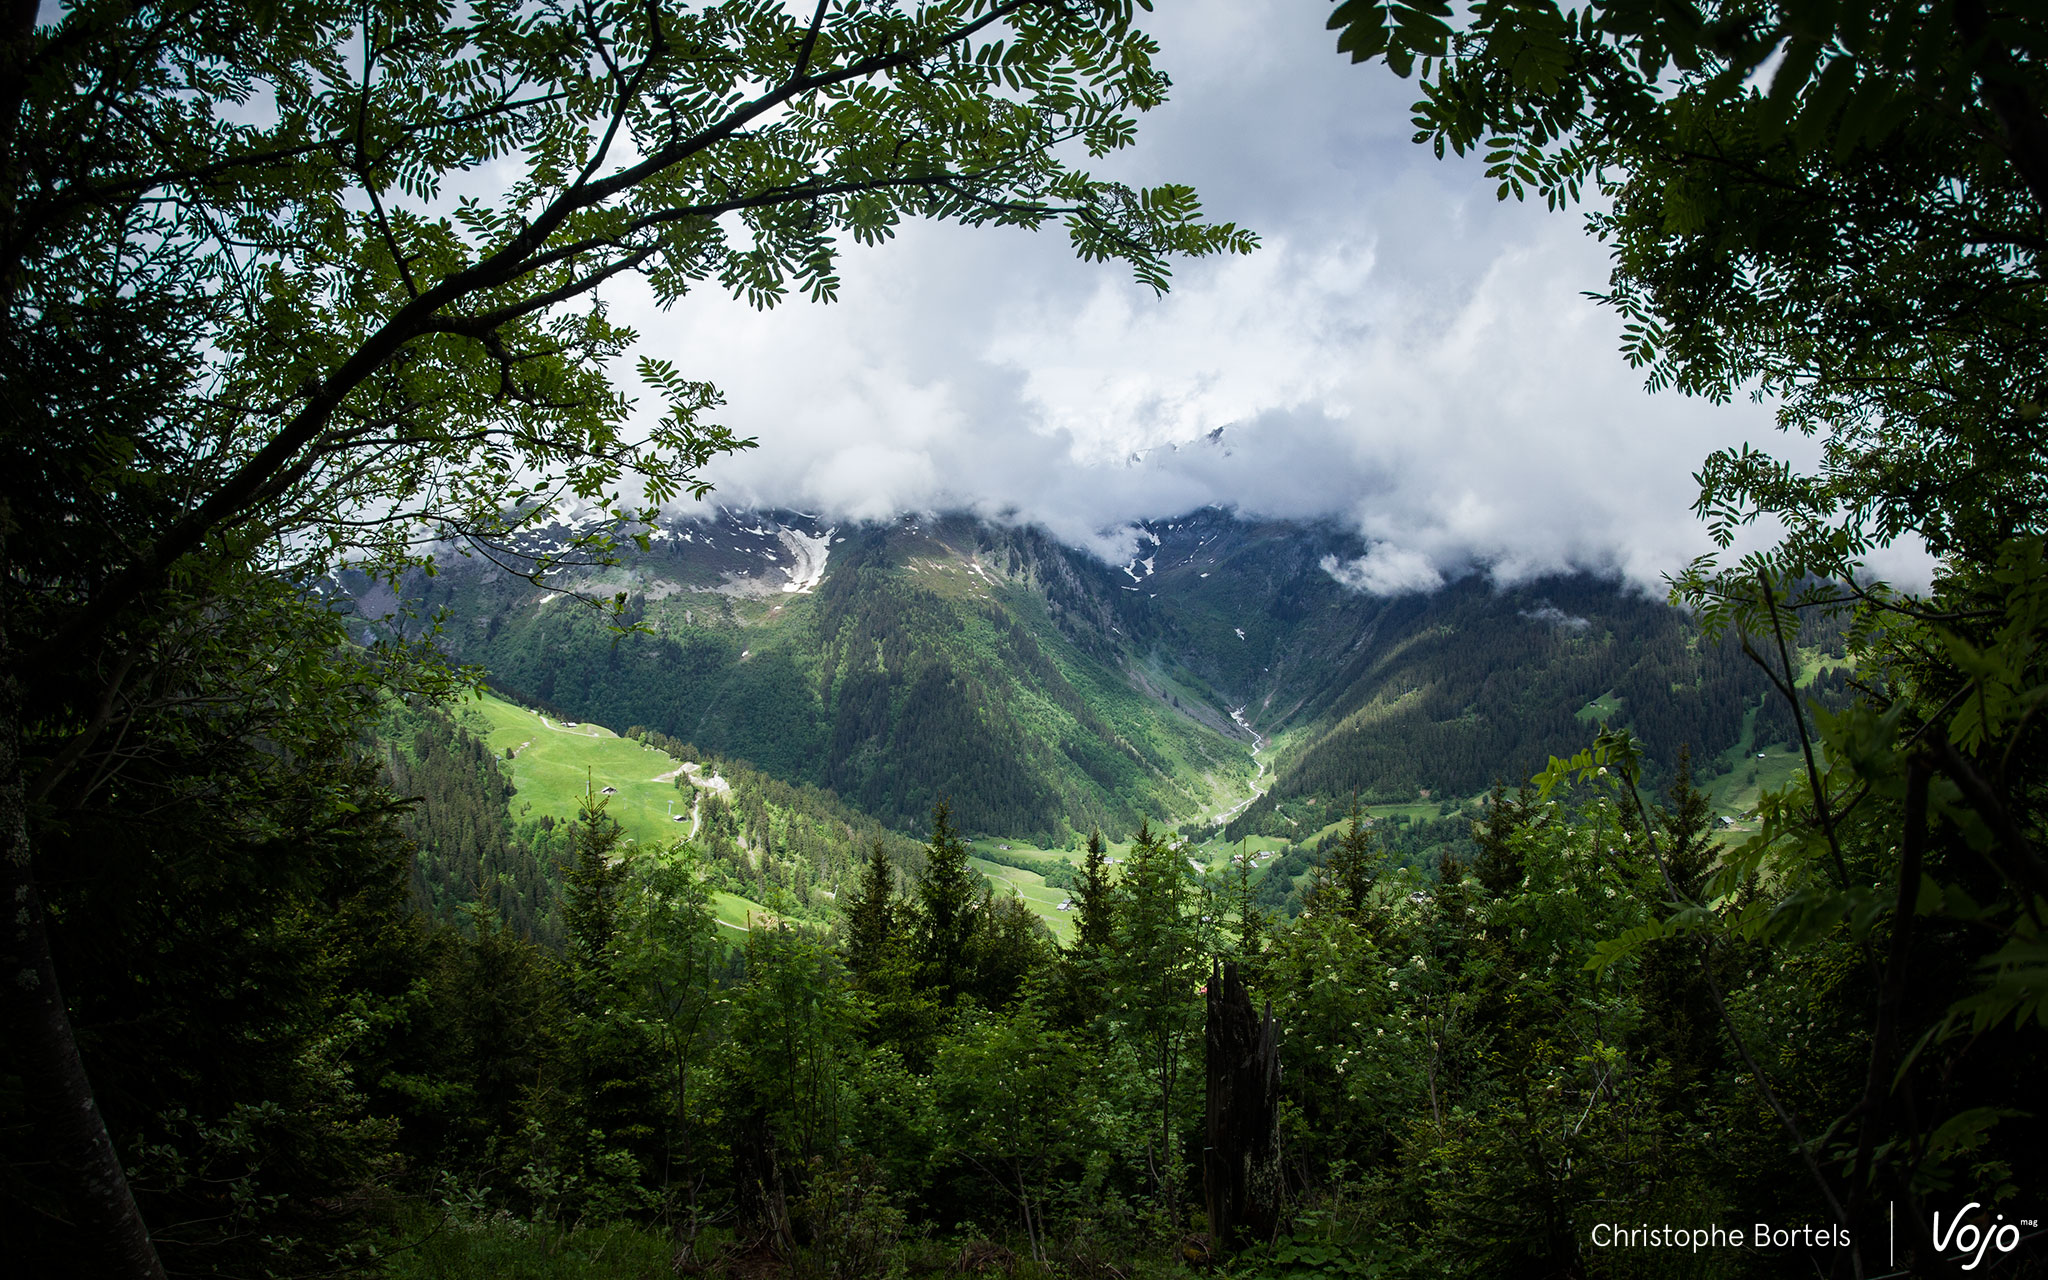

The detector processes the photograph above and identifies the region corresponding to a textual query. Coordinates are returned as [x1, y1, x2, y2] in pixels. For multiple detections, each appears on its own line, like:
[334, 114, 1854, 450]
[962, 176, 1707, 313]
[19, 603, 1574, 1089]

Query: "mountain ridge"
[346, 504, 1821, 848]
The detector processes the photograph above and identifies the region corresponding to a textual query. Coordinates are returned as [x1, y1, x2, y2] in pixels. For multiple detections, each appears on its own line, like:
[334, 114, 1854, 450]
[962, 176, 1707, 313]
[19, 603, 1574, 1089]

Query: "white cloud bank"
[607, 0, 1928, 595]
[1321, 545, 1445, 597]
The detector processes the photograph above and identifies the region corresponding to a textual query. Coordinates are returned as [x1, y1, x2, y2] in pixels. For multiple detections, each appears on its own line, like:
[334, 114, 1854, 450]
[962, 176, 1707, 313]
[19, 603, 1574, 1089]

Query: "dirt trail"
[680, 761, 730, 796]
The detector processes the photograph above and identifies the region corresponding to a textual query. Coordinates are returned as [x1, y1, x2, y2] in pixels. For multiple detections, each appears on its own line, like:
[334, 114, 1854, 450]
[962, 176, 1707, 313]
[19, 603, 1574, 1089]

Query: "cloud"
[1520, 605, 1594, 631]
[610, 0, 1910, 592]
[1321, 546, 1446, 597]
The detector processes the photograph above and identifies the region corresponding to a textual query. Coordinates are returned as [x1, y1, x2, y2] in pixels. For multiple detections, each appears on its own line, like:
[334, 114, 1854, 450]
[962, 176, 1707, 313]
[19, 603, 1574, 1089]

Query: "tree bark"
[1, 668, 167, 1280]
[1203, 960, 1282, 1253]
[732, 1105, 792, 1254]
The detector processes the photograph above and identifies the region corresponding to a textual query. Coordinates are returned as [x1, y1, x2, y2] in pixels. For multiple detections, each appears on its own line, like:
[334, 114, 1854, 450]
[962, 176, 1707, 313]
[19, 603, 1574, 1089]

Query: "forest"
[5, 1, 2046, 1279]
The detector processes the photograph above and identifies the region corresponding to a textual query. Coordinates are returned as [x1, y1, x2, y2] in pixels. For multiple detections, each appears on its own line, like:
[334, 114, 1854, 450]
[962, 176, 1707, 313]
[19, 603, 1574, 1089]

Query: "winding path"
[654, 761, 729, 839]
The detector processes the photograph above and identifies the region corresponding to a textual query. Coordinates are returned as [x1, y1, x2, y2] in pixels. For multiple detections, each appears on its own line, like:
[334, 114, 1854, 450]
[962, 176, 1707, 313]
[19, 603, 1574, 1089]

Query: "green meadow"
[453, 691, 772, 933]
[967, 856, 1074, 940]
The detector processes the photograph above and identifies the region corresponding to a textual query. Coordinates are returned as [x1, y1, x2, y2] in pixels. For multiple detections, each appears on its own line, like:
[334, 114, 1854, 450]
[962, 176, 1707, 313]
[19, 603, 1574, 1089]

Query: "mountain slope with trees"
[366, 504, 1815, 851]
[374, 510, 1263, 843]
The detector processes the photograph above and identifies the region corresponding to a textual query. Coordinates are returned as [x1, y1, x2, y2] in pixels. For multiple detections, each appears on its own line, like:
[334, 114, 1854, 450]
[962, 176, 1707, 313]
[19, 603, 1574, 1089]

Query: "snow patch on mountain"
[777, 526, 834, 593]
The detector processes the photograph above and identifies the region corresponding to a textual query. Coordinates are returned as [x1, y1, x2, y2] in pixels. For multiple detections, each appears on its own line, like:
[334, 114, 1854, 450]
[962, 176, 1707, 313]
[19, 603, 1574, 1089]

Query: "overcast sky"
[616, 0, 1902, 595]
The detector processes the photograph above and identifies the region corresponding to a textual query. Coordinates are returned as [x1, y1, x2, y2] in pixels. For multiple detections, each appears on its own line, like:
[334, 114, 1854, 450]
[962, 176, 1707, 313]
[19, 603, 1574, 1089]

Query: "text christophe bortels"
[1589, 1224, 1851, 1252]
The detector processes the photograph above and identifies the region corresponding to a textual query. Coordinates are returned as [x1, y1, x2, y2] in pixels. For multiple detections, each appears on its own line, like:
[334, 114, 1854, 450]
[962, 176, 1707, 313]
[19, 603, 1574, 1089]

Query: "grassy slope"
[1699, 644, 1850, 827]
[1575, 690, 1625, 723]
[967, 856, 1073, 941]
[454, 691, 771, 933]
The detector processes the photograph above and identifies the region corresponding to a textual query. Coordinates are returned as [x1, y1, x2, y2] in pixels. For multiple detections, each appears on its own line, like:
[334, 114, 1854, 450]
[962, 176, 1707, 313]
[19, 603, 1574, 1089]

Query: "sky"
[614, 0, 1910, 595]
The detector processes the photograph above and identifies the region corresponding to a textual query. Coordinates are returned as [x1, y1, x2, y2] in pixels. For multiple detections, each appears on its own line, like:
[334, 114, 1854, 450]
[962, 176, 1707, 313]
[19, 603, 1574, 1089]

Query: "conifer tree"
[1073, 829, 1116, 955]
[1227, 843, 1267, 961]
[612, 848, 723, 1265]
[1472, 781, 1535, 900]
[1106, 821, 1205, 1222]
[1319, 800, 1376, 915]
[844, 840, 899, 987]
[916, 800, 979, 1006]
[1653, 746, 1714, 900]
[562, 785, 629, 975]
[967, 896, 1056, 1010]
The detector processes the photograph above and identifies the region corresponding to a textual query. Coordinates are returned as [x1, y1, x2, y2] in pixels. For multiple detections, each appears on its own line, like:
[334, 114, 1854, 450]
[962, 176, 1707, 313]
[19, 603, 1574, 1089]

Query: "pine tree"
[844, 840, 898, 987]
[916, 800, 980, 1005]
[1227, 842, 1267, 960]
[1106, 821, 1204, 1222]
[1473, 780, 1535, 899]
[1655, 745, 1714, 900]
[1318, 800, 1376, 915]
[1073, 829, 1116, 955]
[967, 896, 1055, 1010]
[562, 783, 629, 974]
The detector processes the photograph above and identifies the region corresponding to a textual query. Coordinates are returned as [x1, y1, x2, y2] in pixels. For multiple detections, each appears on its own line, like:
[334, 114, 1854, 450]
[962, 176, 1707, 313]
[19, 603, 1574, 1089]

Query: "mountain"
[345, 505, 1838, 850]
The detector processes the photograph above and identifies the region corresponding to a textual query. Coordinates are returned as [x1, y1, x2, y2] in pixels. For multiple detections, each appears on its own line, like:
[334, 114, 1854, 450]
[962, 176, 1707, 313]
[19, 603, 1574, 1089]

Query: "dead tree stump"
[732, 1106, 792, 1253]
[1203, 959, 1282, 1252]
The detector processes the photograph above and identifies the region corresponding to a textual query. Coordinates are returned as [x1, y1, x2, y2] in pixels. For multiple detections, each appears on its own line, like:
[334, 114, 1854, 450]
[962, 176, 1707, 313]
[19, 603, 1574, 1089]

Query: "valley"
[357, 503, 1848, 938]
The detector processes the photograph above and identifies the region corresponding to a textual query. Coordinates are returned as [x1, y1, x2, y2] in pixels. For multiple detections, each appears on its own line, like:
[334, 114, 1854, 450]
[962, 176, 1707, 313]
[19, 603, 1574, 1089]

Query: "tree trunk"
[0, 673, 168, 1280]
[732, 1106, 792, 1253]
[669, 1056, 700, 1271]
[1204, 960, 1282, 1253]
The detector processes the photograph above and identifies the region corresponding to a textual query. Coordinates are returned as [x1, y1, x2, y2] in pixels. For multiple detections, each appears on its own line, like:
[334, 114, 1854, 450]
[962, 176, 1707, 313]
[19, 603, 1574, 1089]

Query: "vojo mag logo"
[1923, 1202, 2032, 1272]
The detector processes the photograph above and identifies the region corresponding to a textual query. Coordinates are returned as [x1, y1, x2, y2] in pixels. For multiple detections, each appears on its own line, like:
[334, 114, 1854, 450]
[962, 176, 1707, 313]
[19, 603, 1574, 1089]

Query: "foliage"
[36, 603, 2020, 1278]
[383, 1208, 673, 1280]
[1100, 824, 1211, 1224]
[612, 843, 726, 1259]
[932, 998, 1094, 1263]
[1074, 829, 1118, 954]
[18, 0, 2048, 1275]
[1328, 4, 2048, 1270]
[1314, 802, 1378, 917]
[4, 0, 1248, 1266]
[918, 800, 983, 1006]
[724, 927, 860, 1201]
[845, 840, 903, 984]
[563, 789, 632, 972]
[382, 698, 565, 943]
